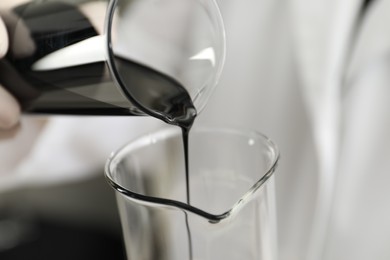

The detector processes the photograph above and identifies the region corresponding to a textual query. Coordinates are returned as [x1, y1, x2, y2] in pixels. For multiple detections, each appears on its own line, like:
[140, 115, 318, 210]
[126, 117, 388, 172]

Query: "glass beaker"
[105, 126, 280, 260]
[0, 0, 225, 117]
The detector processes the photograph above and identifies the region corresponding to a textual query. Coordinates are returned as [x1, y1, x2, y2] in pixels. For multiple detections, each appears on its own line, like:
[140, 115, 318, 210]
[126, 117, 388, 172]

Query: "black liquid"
[1, 2, 196, 259]
[182, 122, 195, 260]
[117, 57, 196, 260]
[116, 56, 196, 260]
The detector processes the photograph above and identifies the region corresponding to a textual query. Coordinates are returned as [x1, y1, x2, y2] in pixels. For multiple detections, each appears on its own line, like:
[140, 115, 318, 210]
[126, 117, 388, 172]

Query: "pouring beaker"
[0, 0, 225, 117]
[105, 126, 279, 260]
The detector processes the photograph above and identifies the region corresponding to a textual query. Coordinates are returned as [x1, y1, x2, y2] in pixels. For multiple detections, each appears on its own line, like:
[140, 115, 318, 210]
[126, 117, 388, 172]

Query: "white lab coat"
[1, 0, 390, 259]
[204, 1, 390, 260]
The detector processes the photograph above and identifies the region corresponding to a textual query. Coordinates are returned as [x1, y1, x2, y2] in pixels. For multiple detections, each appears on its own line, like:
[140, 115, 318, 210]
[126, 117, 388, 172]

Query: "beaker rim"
[105, 126, 279, 223]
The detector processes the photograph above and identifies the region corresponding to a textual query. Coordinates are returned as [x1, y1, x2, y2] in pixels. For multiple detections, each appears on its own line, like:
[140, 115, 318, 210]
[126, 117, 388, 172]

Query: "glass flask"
[0, 0, 225, 117]
[105, 126, 280, 260]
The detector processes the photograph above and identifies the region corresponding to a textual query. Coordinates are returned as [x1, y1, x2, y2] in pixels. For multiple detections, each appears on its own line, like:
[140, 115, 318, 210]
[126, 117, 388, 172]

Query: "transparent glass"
[0, 0, 225, 116]
[105, 126, 280, 260]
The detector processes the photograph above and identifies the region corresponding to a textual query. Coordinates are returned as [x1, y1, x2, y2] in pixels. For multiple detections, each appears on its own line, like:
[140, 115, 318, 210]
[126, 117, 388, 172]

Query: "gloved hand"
[0, 0, 106, 131]
[0, 16, 20, 130]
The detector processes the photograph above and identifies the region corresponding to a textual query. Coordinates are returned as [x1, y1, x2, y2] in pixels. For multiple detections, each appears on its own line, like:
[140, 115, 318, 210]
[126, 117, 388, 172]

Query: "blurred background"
[1, 0, 390, 259]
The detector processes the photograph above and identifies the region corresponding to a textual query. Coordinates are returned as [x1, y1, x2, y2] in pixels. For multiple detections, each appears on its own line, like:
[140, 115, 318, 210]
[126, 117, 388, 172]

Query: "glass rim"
[105, 126, 279, 223]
